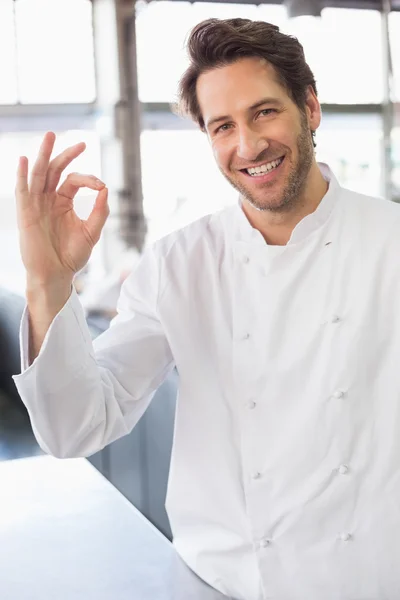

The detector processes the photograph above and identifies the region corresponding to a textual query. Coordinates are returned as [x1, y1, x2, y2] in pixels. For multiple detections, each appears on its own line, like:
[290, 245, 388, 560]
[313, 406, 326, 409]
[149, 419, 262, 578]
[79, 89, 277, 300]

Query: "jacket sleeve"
[12, 245, 175, 458]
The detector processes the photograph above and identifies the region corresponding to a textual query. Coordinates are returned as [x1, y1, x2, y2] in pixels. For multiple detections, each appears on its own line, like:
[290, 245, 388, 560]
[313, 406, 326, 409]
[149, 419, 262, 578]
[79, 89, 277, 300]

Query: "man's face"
[197, 57, 320, 213]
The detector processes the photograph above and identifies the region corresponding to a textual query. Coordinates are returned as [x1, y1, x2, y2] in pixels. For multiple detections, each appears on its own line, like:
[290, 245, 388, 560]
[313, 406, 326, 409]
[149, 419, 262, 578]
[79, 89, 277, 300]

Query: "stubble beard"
[221, 115, 315, 214]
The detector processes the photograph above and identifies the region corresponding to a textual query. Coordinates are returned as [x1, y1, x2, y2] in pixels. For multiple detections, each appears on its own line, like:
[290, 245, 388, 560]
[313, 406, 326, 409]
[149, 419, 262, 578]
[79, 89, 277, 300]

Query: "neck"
[241, 162, 329, 246]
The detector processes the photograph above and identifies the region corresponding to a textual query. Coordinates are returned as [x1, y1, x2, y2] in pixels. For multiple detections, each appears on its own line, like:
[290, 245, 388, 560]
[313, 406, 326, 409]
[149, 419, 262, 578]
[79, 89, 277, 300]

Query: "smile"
[239, 156, 285, 182]
[244, 156, 284, 177]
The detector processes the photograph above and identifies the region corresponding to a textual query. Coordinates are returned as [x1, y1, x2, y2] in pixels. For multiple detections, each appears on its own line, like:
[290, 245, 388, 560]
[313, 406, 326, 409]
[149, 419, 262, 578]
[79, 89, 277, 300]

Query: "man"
[13, 18, 400, 600]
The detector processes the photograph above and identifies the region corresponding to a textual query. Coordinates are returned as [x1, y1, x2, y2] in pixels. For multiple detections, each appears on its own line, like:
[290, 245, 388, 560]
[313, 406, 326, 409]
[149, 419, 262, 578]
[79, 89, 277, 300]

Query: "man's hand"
[16, 131, 109, 289]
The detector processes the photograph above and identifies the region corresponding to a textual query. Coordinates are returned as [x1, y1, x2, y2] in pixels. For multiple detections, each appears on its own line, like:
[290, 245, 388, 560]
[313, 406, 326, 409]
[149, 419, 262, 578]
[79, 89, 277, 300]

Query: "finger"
[85, 187, 110, 244]
[16, 156, 29, 196]
[15, 157, 30, 220]
[44, 142, 87, 193]
[57, 173, 106, 200]
[29, 132, 56, 195]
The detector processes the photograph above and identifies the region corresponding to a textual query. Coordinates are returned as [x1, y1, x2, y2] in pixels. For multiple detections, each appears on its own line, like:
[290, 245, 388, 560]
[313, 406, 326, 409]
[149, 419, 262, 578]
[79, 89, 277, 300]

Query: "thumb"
[85, 187, 110, 244]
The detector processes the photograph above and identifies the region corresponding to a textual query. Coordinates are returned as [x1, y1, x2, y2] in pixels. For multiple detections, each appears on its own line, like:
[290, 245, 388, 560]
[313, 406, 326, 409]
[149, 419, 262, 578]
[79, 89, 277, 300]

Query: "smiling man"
[179, 19, 328, 246]
[13, 17, 400, 600]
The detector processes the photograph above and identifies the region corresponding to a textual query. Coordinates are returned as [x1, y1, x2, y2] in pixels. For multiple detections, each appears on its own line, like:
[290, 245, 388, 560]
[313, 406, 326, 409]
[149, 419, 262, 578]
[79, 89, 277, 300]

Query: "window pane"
[283, 9, 384, 104]
[15, 0, 96, 103]
[0, 0, 18, 104]
[136, 1, 261, 103]
[389, 12, 400, 102]
[137, 4, 383, 105]
[136, 1, 193, 103]
[140, 130, 237, 242]
[257, 3, 286, 26]
[317, 113, 383, 197]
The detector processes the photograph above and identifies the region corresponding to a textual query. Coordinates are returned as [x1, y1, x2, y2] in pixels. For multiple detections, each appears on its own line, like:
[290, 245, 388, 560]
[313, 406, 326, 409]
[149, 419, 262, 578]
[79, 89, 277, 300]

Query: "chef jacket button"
[243, 333, 250, 340]
[331, 314, 341, 323]
[332, 390, 345, 399]
[259, 538, 271, 548]
[339, 532, 352, 542]
[338, 464, 349, 475]
[247, 400, 257, 410]
[252, 471, 262, 480]
[243, 255, 250, 264]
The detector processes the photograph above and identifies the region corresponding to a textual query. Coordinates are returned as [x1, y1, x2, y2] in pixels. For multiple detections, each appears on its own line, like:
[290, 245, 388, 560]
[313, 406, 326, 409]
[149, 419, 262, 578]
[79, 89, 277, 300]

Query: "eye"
[215, 123, 232, 134]
[258, 108, 277, 117]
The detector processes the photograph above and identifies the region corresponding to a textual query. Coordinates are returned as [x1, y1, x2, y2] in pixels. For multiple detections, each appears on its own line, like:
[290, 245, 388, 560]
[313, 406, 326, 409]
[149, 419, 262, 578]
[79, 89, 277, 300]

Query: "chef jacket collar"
[234, 162, 340, 247]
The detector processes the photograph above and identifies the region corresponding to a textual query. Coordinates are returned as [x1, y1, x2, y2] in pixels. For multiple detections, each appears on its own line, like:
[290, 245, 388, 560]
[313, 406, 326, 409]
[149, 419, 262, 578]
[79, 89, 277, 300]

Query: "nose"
[237, 128, 269, 162]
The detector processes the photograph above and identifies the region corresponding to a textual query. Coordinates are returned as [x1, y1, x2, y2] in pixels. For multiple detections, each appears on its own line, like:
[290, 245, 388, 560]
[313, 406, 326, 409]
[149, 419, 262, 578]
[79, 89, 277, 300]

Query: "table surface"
[0, 455, 229, 600]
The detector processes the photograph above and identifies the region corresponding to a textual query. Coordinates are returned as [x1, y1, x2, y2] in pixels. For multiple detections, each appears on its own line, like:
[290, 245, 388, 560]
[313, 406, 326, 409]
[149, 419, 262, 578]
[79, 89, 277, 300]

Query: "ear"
[305, 85, 321, 132]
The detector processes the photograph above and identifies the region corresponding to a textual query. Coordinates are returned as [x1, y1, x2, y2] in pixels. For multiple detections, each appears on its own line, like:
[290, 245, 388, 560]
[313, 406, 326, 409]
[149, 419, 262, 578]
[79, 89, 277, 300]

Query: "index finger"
[29, 132, 56, 195]
[44, 142, 87, 193]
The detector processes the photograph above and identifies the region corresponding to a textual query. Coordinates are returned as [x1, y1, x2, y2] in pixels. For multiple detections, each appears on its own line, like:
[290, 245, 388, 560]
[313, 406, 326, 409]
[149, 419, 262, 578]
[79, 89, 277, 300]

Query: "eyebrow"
[206, 97, 284, 131]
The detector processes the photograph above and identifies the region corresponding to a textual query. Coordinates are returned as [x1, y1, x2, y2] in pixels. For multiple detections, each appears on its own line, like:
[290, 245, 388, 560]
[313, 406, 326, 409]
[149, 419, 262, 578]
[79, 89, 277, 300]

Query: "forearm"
[26, 278, 73, 365]
[14, 284, 107, 458]
[14, 286, 168, 458]
[14, 246, 172, 459]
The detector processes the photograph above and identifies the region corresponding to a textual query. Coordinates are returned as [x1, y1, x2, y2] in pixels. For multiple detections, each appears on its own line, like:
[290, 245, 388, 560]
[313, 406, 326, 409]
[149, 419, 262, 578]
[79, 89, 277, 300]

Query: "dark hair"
[176, 18, 318, 144]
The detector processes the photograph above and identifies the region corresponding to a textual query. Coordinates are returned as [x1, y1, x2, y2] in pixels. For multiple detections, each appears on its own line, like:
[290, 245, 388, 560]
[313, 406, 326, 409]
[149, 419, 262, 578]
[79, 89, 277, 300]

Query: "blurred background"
[1, 0, 400, 296]
[1, 0, 399, 540]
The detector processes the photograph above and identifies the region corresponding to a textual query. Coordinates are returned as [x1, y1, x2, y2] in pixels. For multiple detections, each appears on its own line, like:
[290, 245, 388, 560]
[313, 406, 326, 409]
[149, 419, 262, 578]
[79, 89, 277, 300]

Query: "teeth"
[247, 157, 283, 176]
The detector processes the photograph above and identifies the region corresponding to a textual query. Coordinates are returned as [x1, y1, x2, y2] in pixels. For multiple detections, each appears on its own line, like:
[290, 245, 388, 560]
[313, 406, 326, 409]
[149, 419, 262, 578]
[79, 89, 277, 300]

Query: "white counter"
[0, 455, 230, 600]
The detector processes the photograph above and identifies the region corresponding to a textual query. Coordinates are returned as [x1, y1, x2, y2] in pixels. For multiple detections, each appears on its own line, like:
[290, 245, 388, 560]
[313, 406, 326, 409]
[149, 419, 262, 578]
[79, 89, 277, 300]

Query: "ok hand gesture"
[16, 132, 109, 288]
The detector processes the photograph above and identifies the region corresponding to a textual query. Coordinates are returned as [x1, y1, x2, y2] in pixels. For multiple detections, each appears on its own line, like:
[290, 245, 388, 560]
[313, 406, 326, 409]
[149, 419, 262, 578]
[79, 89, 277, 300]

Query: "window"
[140, 129, 237, 243]
[136, 1, 193, 103]
[136, 2, 384, 105]
[0, 0, 96, 105]
[136, 1, 260, 103]
[0, 1, 18, 103]
[259, 8, 384, 104]
[389, 12, 400, 102]
[316, 113, 383, 197]
[282, 8, 384, 104]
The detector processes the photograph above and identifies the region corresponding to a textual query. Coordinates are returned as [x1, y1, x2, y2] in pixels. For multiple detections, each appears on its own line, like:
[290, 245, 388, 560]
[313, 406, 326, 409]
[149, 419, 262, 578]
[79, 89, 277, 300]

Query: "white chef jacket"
[13, 163, 400, 600]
